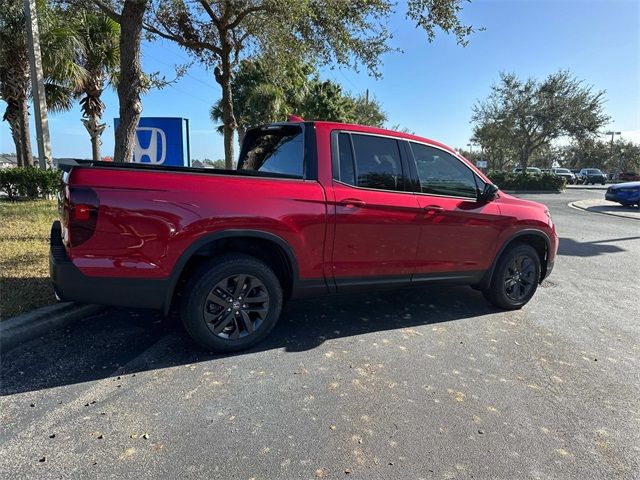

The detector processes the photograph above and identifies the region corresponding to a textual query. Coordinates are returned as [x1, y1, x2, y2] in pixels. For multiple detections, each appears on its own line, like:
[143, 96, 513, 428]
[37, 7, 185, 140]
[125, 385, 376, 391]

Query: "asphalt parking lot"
[1, 189, 639, 480]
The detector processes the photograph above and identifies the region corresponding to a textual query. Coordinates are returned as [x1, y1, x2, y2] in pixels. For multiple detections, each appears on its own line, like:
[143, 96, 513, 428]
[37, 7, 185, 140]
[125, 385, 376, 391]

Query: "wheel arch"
[162, 230, 299, 314]
[480, 229, 551, 290]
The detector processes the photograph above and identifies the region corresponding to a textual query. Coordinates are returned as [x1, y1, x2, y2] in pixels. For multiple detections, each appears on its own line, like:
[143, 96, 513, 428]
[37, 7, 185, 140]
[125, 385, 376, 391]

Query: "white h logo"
[133, 127, 167, 164]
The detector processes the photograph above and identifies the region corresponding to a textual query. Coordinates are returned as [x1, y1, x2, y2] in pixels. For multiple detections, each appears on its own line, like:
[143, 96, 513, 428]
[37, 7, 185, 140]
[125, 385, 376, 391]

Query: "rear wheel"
[181, 254, 283, 352]
[483, 243, 541, 309]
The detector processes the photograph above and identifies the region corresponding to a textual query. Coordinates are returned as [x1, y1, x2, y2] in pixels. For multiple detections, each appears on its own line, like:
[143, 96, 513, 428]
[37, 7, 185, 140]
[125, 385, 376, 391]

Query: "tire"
[483, 243, 541, 310]
[601, 182, 605, 185]
[180, 253, 283, 352]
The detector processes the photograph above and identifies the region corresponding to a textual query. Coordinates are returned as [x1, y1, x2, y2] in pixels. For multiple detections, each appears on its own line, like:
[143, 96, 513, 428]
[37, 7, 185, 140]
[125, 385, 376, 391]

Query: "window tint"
[350, 134, 403, 191]
[238, 125, 304, 177]
[337, 133, 355, 185]
[410, 143, 479, 198]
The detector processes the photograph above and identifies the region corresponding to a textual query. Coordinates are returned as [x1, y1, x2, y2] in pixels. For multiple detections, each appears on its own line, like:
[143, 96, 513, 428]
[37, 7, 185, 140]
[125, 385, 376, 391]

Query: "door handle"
[339, 198, 366, 208]
[423, 205, 444, 214]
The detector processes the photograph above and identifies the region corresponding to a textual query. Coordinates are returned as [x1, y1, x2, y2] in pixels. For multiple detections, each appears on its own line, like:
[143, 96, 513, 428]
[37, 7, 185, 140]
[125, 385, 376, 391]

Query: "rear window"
[237, 125, 304, 178]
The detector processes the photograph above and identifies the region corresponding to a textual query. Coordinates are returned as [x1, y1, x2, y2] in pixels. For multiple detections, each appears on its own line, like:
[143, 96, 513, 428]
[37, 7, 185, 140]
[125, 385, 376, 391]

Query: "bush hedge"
[486, 171, 566, 192]
[0, 167, 60, 200]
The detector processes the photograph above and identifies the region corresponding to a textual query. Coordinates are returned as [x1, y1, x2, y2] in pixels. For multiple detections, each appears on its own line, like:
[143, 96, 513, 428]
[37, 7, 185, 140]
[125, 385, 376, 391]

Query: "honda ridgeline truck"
[51, 121, 558, 352]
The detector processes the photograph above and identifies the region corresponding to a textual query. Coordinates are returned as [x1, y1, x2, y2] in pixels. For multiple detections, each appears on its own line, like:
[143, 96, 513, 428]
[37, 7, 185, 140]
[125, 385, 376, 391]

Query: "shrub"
[487, 171, 566, 192]
[0, 167, 61, 200]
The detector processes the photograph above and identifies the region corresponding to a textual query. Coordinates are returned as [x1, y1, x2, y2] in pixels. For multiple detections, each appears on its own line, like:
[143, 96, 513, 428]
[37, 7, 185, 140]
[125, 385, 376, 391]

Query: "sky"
[1, 0, 639, 161]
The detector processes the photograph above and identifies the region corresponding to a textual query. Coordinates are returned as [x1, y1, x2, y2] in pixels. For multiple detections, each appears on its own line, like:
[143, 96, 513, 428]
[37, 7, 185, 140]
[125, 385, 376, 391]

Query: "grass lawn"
[0, 199, 58, 319]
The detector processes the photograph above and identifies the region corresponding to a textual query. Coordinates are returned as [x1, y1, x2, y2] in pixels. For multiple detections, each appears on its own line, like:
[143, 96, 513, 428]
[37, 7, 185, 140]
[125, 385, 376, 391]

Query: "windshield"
[555, 168, 570, 173]
[587, 169, 603, 174]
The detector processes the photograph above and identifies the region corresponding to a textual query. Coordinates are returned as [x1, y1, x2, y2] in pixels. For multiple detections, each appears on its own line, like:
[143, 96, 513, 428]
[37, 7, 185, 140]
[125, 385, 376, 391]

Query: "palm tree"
[0, 0, 84, 167]
[72, 12, 119, 162]
[1, 0, 34, 167]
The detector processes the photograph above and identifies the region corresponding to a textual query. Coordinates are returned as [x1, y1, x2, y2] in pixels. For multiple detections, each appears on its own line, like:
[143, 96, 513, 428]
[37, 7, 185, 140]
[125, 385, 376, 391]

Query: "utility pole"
[24, 0, 52, 169]
[605, 130, 621, 175]
[605, 130, 621, 148]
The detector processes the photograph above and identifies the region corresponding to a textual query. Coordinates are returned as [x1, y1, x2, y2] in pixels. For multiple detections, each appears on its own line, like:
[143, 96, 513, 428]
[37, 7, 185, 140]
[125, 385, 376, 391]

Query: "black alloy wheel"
[483, 243, 541, 310]
[503, 254, 536, 302]
[203, 274, 269, 339]
[181, 254, 283, 352]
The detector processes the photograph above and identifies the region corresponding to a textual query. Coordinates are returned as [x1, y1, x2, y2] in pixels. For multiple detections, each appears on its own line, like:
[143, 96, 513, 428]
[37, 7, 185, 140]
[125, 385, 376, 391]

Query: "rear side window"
[410, 142, 479, 198]
[335, 134, 404, 191]
[238, 125, 304, 178]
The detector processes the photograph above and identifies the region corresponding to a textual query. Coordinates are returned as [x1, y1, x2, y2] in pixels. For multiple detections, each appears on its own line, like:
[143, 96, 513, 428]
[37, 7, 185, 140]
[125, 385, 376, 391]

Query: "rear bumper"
[50, 221, 168, 310]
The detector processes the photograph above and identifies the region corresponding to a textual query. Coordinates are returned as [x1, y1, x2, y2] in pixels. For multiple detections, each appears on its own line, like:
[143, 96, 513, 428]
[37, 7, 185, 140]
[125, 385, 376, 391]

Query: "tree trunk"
[519, 150, 528, 171]
[12, 125, 23, 167]
[220, 70, 235, 169]
[237, 126, 246, 150]
[214, 41, 236, 169]
[18, 98, 33, 167]
[113, 0, 147, 163]
[91, 120, 101, 161]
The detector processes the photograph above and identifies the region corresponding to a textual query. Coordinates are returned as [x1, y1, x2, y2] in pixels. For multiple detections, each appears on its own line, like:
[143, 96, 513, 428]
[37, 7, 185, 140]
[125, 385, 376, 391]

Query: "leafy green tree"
[349, 93, 386, 128]
[143, 0, 479, 168]
[471, 120, 515, 171]
[211, 58, 386, 147]
[472, 71, 609, 170]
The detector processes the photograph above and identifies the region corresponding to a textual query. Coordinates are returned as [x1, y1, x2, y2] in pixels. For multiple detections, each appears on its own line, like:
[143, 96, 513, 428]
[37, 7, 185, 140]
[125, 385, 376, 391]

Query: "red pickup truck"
[51, 121, 557, 351]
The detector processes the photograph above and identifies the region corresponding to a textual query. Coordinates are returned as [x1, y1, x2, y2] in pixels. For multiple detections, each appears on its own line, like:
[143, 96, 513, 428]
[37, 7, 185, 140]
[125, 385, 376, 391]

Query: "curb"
[0, 303, 106, 352]
[565, 185, 610, 190]
[568, 201, 640, 221]
[503, 190, 564, 195]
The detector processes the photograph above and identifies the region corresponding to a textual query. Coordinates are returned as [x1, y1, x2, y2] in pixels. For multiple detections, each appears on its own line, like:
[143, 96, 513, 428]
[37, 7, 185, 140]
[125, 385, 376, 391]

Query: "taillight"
[69, 187, 99, 247]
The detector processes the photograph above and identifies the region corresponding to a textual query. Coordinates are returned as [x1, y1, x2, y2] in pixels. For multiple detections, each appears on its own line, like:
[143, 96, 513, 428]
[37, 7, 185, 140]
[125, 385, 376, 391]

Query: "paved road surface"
[2, 189, 639, 479]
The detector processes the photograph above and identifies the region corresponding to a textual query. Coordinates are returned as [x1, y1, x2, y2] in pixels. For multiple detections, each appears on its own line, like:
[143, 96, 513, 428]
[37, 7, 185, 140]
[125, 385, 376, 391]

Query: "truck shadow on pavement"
[557, 236, 640, 257]
[1, 285, 499, 396]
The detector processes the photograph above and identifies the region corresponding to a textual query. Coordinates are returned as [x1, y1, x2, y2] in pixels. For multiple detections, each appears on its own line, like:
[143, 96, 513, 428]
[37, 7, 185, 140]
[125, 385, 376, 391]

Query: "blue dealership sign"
[114, 117, 190, 166]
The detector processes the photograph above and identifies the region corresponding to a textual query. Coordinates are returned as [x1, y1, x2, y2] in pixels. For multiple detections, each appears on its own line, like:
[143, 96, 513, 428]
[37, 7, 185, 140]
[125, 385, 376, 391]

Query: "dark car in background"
[579, 168, 607, 185]
[605, 182, 640, 208]
[618, 171, 640, 182]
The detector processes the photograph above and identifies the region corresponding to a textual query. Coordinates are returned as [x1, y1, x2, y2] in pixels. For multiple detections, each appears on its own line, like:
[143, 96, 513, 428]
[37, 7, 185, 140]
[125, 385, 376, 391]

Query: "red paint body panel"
[67, 168, 327, 279]
[57, 121, 557, 306]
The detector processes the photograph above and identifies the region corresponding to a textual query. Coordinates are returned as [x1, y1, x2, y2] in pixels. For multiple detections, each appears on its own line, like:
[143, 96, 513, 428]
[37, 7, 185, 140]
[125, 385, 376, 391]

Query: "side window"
[410, 143, 479, 198]
[351, 134, 404, 191]
[337, 133, 355, 185]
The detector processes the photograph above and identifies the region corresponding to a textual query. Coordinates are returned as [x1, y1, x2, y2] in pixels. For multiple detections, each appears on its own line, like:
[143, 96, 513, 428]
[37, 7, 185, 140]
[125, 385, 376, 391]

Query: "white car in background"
[512, 167, 542, 174]
[551, 167, 576, 184]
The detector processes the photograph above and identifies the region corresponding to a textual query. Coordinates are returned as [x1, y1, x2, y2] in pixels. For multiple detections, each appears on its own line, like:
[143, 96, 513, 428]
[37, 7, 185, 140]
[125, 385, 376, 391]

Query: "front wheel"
[483, 243, 541, 309]
[181, 254, 283, 352]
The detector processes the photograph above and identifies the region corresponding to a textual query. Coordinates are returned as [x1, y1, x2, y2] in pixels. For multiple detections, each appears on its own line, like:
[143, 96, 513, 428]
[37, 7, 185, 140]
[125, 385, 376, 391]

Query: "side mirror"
[477, 183, 499, 202]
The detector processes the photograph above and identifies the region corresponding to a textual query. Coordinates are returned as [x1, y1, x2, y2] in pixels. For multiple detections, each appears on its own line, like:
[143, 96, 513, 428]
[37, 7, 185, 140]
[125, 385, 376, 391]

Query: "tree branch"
[143, 21, 222, 56]
[228, 5, 268, 30]
[90, 0, 122, 23]
[198, 0, 221, 29]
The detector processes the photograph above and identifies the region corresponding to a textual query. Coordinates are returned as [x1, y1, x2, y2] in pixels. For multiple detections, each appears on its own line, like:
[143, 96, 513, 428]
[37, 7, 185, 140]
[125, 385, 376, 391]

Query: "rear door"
[330, 132, 422, 288]
[406, 141, 503, 279]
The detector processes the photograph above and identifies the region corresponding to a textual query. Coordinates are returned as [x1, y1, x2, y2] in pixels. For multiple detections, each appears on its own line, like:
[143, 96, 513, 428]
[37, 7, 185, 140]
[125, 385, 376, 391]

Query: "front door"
[407, 142, 502, 280]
